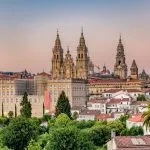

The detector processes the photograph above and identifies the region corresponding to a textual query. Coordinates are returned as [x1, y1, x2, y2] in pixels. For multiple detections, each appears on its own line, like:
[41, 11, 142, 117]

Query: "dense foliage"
[55, 91, 71, 118]
[2, 117, 39, 150]
[0, 113, 145, 150]
[20, 92, 32, 118]
[137, 94, 147, 101]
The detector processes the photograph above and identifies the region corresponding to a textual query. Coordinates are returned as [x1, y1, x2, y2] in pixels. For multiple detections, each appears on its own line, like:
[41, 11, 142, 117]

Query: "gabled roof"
[128, 113, 144, 122]
[114, 136, 150, 149]
[79, 109, 101, 116]
[107, 98, 130, 104]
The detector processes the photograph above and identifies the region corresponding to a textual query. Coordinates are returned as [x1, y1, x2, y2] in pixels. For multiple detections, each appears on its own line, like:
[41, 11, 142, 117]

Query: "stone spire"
[114, 35, 127, 79]
[54, 29, 62, 50]
[79, 27, 85, 47]
[130, 59, 138, 79]
[51, 30, 64, 78]
[76, 29, 89, 79]
[131, 59, 138, 69]
[117, 35, 124, 56]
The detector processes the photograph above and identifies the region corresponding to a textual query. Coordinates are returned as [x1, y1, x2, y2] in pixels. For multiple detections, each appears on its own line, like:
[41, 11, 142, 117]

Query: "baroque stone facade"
[51, 30, 94, 79]
[114, 36, 127, 79]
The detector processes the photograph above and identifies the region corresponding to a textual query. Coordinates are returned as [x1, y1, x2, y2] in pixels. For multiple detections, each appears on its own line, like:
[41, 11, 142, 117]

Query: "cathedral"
[114, 36, 128, 79]
[51, 30, 94, 79]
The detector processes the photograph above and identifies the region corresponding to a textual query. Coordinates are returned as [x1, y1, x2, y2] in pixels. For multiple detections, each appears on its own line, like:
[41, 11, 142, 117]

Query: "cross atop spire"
[81, 27, 83, 36]
[119, 33, 122, 43]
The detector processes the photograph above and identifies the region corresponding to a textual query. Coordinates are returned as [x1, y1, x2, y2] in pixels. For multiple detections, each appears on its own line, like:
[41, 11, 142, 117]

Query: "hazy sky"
[0, 0, 150, 74]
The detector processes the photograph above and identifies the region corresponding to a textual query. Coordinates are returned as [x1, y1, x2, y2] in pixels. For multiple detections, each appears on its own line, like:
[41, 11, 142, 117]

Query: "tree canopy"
[20, 92, 32, 118]
[55, 91, 71, 118]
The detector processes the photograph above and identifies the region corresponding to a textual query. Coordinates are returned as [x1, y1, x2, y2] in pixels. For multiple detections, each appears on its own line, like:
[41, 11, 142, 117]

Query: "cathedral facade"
[51, 30, 94, 79]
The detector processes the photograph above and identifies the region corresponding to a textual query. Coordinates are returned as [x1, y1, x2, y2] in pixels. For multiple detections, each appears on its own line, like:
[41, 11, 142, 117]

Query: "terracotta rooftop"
[79, 109, 101, 115]
[128, 113, 144, 122]
[88, 78, 126, 84]
[88, 98, 107, 103]
[96, 114, 112, 120]
[103, 89, 142, 94]
[114, 136, 150, 149]
[131, 101, 150, 106]
[107, 98, 130, 104]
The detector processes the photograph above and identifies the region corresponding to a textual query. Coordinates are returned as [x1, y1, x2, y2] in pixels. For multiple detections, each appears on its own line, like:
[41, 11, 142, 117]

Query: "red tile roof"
[107, 98, 130, 104]
[79, 109, 101, 115]
[128, 114, 144, 122]
[103, 89, 142, 94]
[114, 136, 150, 149]
[88, 98, 107, 104]
[96, 114, 112, 120]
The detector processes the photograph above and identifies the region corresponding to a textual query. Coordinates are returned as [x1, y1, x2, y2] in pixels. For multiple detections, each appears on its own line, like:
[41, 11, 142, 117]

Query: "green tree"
[89, 126, 111, 147]
[2, 117, 39, 150]
[8, 111, 13, 118]
[2, 102, 4, 117]
[137, 94, 147, 101]
[27, 139, 41, 150]
[45, 127, 78, 150]
[55, 113, 70, 127]
[20, 92, 32, 118]
[129, 126, 143, 136]
[72, 112, 78, 120]
[121, 126, 143, 136]
[142, 104, 150, 130]
[55, 91, 71, 118]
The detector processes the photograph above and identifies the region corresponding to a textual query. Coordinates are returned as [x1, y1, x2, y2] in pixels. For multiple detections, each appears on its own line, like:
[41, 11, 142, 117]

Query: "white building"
[103, 89, 143, 100]
[77, 109, 100, 121]
[48, 78, 88, 112]
[106, 98, 131, 113]
[126, 113, 150, 135]
[87, 98, 107, 114]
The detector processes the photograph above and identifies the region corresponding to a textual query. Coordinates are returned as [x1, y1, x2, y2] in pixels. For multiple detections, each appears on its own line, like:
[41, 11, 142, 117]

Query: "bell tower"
[114, 36, 127, 79]
[130, 59, 138, 79]
[76, 29, 89, 79]
[51, 30, 64, 78]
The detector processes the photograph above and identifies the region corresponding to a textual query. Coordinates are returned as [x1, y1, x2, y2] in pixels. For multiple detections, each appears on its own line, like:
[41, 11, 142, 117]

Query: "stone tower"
[64, 47, 76, 79]
[114, 36, 127, 79]
[130, 59, 138, 79]
[76, 29, 89, 79]
[51, 31, 64, 79]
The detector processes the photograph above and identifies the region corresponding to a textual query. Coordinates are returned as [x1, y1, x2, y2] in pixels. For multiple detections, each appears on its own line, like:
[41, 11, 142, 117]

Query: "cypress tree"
[2, 102, 4, 117]
[55, 91, 71, 118]
[20, 92, 32, 118]
[15, 104, 17, 117]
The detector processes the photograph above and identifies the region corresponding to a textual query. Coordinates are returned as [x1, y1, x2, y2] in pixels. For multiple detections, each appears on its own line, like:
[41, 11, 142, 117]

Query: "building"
[126, 113, 150, 135]
[0, 71, 45, 117]
[107, 136, 150, 150]
[51, 30, 94, 80]
[77, 109, 100, 121]
[106, 98, 131, 113]
[114, 36, 127, 79]
[102, 89, 143, 100]
[130, 59, 138, 79]
[48, 78, 88, 112]
[88, 78, 143, 99]
[87, 98, 107, 113]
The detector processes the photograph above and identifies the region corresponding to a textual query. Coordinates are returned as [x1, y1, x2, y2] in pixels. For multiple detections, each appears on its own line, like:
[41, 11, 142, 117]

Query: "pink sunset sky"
[0, 0, 150, 75]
